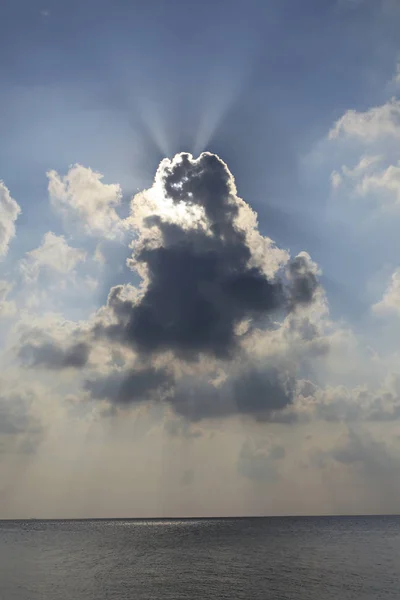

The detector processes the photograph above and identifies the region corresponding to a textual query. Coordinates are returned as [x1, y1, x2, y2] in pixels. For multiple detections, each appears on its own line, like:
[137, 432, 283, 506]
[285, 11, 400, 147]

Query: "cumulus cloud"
[85, 366, 172, 405]
[373, 268, 400, 316]
[19, 340, 90, 370]
[20, 152, 324, 423]
[47, 164, 123, 238]
[330, 154, 400, 213]
[327, 97, 400, 214]
[97, 153, 319, 361]
[166, 365, 296, 422]
[290, 376, 400, 423]
[326, 89, 400, 219]
[331, 155, 383, 189]
[0, 181, 21, 259]
[328, 97, 400, 141]
[16, 316, 91, 370]
[355, 161, 400, 208]
[285, 252, 320, 309]
[20, 232, 86, 283]
[0, 280, 16, 318]
[325, 91, 400, 351]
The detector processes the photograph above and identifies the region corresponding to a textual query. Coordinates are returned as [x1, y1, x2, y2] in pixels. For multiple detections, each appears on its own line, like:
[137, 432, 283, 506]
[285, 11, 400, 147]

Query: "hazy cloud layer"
[0, 380, 45, 457]
[312, 429, 400, 483]
[237, 439, 286, 482]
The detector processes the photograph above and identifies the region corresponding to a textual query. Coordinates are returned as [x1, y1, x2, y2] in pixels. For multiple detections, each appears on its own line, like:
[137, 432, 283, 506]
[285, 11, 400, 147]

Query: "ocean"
[0, 516, 399, 599]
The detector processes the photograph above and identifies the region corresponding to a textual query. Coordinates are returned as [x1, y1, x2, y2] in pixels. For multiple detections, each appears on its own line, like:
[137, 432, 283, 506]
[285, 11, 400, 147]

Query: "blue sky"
[1, 0, 400, 517]
[2, 0, 400, 295]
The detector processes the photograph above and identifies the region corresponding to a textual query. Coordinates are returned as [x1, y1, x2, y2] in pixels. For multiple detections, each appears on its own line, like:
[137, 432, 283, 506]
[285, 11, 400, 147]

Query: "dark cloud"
[82, 362, 295, 422]
[168, 366, 295, 422]
[233, 368, 295, 416]
[85, 366, 172, 405]
[286, 253, 320, 309]
[161, 152, 240, 237]
[98, 160, 283, 359]
[98, 153, 319, 361]
[93, 238, 137, 304]
[19, 153, 322, 424]
[19, 341, 90, 370]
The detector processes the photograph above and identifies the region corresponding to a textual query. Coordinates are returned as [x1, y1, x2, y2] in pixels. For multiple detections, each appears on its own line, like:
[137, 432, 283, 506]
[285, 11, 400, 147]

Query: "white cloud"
[355, 161, 400, 207]
[330, 157, 383, 191]
[0, 181, 21, 259]
[373, 268, 400, 316]
[329, 155, 400, 209]
[328, 97, 400, 141]
[292, 377, 400, 423]
[330, 155, 383, 191]
[330, 170, 342, 188]
[343, 155, 383, 178]
[326, 95, 400, 216]
[47, 165, 123, 239]
[20, 232, 86, 283]
[0, 280, 16, 318]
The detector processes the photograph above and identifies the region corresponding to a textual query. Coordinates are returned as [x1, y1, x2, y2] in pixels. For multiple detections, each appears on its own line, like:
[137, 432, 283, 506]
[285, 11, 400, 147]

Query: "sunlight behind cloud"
[2, 0, 400, 522]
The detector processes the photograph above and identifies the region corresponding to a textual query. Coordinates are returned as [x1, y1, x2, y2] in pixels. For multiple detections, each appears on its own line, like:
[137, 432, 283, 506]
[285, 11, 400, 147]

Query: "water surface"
[0, 516, 399, 599]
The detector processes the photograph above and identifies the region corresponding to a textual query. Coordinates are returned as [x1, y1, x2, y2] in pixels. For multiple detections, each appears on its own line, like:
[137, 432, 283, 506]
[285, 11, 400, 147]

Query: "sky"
[1, 0, 400, 518]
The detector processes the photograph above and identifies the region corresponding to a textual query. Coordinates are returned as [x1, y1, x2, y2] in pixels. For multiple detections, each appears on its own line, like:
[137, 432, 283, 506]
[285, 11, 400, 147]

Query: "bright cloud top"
[0, 181, 21, 259]
[20, 232, 86, 283]
[17, 152, 327, 424]
[47, 164, 123, 239]
[2, 130, 400, 517]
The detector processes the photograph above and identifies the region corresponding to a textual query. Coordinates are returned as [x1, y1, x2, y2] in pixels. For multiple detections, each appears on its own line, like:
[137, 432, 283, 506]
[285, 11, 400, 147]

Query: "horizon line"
[1, 514, 399, 522]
